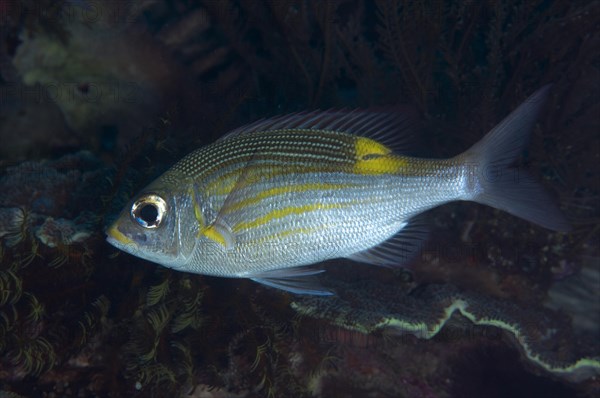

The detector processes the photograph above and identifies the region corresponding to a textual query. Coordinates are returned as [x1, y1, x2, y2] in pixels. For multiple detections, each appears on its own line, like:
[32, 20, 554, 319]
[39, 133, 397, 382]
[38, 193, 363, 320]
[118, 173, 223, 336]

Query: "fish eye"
[131, 194, 167, 229]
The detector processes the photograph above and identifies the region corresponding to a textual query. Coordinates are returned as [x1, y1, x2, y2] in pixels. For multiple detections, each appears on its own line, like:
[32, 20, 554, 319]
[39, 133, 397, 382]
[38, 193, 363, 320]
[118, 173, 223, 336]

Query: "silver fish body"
[107, 86, 570, 294]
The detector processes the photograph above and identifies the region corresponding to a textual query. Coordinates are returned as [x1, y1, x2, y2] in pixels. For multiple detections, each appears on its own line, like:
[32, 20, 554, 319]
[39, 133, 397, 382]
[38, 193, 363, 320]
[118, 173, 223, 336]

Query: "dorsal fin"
[220, 108, 420, 154]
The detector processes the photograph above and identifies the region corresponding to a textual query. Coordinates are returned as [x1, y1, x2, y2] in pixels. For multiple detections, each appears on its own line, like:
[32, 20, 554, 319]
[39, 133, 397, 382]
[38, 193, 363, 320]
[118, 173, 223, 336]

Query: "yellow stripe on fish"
[223, 182, 355, 214]
[232, 202, 351, 233]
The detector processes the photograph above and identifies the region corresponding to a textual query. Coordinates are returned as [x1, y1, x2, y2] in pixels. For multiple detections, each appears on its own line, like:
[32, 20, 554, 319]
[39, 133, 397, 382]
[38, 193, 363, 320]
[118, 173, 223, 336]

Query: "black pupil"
[138, 204, 158, 224]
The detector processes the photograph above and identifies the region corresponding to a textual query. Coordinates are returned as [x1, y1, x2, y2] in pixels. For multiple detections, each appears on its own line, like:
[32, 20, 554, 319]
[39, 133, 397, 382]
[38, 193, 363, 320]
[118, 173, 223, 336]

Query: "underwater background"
[0, 1, 598, 397]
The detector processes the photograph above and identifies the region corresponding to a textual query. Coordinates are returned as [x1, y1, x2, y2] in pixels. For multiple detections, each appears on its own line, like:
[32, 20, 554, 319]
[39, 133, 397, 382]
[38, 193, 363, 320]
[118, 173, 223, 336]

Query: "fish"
[106, 85, 570, 295]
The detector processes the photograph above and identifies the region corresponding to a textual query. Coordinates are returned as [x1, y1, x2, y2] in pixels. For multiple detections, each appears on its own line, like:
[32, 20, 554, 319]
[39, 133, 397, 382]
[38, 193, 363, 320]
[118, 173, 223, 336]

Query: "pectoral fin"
[200, 220, 235, 249]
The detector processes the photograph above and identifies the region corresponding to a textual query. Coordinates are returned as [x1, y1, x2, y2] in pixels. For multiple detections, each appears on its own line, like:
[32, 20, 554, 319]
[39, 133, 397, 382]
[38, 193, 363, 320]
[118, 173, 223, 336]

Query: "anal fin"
[346, 218, 428, 267]
[249, 267, 333, 296]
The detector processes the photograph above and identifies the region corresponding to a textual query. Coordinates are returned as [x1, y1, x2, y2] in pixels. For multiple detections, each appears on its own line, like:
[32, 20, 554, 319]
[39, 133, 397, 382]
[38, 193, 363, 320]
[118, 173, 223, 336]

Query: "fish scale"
[209, 167, 461, 276]
[107, 87, 570, 295]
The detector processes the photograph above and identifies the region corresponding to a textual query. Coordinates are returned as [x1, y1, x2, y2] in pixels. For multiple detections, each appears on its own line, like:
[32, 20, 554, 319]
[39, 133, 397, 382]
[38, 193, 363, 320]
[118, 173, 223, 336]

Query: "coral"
[121, 271, 207, 395]
[0, 208, 26, 246]
[11, 4, 188, 144]
[0, 151, 108, 390]
[0, 1, 86, 160]
[291, 276, 600, 382]
[546, 247, 600, 336]
[1, 1, 204, 159]
[0, 150, 106, 217]
[34, 216, 92, 248]
[216, 297, 313, 398]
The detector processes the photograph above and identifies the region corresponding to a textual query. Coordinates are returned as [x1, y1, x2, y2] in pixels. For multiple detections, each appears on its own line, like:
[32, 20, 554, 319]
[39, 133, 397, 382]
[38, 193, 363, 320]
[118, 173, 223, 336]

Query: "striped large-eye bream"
[106, 86, 570, 295]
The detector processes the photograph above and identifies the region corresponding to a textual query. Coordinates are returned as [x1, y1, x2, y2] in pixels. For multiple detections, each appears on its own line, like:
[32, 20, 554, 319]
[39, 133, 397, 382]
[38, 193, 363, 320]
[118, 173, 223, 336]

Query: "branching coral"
[0, 151, 108, 390]
[119, 271, 209, 395]
[218, 297, 313, 398]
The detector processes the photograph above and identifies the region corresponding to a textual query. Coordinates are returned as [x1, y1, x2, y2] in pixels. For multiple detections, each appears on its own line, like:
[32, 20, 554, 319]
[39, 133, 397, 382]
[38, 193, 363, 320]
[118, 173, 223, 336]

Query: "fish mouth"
[105, 222, 135, 249]
[105, 219, 186, 269]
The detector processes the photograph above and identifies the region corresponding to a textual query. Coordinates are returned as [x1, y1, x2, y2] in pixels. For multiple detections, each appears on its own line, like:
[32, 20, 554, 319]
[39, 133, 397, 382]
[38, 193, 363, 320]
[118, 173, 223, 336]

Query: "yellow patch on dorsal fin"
[355, 136, 391, 157]
[353, 137, 408, 175]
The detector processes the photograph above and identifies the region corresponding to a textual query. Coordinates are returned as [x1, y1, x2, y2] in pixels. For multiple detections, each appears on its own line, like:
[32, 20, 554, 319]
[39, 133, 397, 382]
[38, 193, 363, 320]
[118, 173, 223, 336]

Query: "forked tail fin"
[462, 85, 571, 232]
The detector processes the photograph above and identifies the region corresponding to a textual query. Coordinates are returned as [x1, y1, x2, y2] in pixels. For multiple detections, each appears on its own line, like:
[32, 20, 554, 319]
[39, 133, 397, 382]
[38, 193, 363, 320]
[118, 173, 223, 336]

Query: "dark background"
[0, 1, 598, 397]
